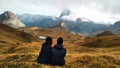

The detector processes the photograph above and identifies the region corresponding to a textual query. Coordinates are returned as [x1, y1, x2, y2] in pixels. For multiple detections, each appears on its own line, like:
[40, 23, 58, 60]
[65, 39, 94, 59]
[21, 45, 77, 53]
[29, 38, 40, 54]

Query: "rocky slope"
[0, 11, 25, 28]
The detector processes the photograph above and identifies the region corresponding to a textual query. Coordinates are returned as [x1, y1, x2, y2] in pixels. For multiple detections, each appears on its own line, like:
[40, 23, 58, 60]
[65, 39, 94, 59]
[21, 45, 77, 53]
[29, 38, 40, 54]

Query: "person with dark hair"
[52, 37, 66, 66]
[37, 36, 52, 65]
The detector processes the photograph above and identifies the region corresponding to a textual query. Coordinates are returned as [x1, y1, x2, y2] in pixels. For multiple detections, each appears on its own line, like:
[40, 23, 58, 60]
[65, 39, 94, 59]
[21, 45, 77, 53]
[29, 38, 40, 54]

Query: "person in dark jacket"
[52, 37, 66, 66]
[37, 36, 52, 65]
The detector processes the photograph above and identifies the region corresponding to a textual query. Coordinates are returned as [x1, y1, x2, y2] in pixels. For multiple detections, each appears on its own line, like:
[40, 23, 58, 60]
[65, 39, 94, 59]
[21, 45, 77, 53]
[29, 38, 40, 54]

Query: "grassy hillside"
[23, 27, 84, 45]
[83, 36, 120, 47]
[0, 23, 38, 44]
[0, 26, 120, 68]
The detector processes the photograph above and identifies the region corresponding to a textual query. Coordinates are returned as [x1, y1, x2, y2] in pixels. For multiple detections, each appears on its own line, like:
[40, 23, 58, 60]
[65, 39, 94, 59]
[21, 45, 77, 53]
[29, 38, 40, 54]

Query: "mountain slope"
[0, 11, 25, 28]
[17, 11, 110, 36]
[23, 26, 83, 43]
[50, 22, 67, 29]
[0, 25, 120, 68]
[96, 31, 115, 37]
[83, 35, 120, 47]
[0, 23, 37, 45]
[109, 21, 120, 34]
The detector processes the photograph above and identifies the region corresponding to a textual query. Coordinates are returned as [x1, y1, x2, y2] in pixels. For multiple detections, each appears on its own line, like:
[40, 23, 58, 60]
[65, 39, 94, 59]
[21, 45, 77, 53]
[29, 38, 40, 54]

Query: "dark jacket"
[52, 44, 66, 66]
[37, 43, 52, 64]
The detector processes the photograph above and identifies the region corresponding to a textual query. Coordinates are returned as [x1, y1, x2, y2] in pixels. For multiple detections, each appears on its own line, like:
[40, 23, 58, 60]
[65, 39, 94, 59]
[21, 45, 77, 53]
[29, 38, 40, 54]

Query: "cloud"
[0, 0, 61, 15]
[0, 0, 120, 23]
[38, 0, 120, 15]
[0, 0, 120, 15]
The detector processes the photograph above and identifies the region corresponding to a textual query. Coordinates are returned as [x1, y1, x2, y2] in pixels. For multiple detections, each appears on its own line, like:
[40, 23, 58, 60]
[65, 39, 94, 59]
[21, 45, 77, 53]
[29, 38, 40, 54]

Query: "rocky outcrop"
[50, 22, 67, 29]
[0, 11, 25, 28]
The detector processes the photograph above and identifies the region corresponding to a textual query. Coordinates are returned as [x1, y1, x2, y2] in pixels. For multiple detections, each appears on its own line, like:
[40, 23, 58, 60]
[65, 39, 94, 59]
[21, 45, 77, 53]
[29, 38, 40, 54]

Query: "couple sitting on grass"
[37, 37, 66, 66]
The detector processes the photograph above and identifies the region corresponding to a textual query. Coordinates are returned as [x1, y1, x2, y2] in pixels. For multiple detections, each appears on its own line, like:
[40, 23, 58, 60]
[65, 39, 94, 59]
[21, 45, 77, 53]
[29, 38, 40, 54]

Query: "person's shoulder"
[62, 45, 65, 48]
[64, 47, 66, 50]
[63, 46, 66, 51]
[42, 43, 48, 48]
[52, 44, 57, 48]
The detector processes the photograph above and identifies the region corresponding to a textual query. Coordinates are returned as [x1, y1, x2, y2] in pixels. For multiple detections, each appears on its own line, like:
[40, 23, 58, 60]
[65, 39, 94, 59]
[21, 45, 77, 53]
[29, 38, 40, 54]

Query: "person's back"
[37, 37, 52, 65]
[52, 37, 66, 66]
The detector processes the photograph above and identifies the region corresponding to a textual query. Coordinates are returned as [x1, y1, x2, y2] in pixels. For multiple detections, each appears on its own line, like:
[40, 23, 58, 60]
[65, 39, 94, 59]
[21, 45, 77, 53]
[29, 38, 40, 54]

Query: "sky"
[0, 0, 120, 24]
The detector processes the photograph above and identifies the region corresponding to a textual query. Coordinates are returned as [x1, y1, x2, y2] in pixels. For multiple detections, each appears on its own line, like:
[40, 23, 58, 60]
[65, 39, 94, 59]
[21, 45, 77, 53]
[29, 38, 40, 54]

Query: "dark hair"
[57, 37, 63, 44]
[45, 36, 52, 45]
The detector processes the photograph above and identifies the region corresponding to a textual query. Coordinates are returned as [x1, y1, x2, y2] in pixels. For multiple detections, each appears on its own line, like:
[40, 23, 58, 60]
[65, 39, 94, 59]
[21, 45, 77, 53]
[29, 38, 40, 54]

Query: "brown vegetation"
[0, 23, 38, 44]
[83, 36, 120, 47]
[0, 26, 120, 68]
[96, 31, 115, 37]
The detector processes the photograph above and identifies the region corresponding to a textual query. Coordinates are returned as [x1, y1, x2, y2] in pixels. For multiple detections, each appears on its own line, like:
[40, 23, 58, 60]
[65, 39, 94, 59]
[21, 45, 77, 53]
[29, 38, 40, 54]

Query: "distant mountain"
[113, 21, 120, 27]
[85, 20, 120, 36]
[0, 11, 25, 28]
[70, 19, 111, 36]
[2, 10, 120, 36]
[17, 14, 43, 26]
[109, 21, 120, 34]
[17, 14, 61, 27]
[50, 22, 67, 29]
[17, 10, 111, 36]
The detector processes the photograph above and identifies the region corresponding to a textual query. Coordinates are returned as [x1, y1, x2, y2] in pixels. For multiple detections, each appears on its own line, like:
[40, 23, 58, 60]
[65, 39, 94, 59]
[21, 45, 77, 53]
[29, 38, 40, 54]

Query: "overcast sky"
[0, 0, 120, 24]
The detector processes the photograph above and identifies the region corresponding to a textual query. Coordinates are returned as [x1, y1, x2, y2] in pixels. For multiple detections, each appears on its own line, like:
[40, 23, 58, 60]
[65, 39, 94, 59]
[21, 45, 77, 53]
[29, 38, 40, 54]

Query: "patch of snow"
[38, 36, 47, 40]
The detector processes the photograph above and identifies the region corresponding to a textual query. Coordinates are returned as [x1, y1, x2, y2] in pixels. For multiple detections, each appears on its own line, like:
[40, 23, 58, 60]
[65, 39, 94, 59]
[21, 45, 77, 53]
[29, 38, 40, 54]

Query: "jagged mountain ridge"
[17, 14, 110, 36]
[1, 11, 120, 36]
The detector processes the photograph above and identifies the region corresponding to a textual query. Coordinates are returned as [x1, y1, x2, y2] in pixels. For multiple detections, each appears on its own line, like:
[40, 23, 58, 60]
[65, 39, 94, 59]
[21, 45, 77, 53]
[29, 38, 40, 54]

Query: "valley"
[0, 11, 120, 68]
[0, 25, 120, 68]
[1, 0, 120, 67]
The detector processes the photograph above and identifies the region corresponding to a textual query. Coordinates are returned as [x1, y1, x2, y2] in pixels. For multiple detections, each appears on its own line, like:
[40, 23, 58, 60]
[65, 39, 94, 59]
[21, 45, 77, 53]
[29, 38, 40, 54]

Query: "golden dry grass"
[0, 27, 120, 68]
[84, 36, 120, 47]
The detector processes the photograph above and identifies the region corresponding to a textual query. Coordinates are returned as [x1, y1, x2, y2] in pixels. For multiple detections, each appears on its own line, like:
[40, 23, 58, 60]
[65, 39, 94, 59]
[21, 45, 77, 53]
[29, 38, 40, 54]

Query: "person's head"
[45, 36, 52, 46]
[57, 37, 63, 44]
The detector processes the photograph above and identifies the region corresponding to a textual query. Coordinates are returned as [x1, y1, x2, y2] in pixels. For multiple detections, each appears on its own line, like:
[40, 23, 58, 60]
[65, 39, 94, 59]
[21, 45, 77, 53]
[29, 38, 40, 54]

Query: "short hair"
[57, 37, 63, 44]
[45, 36, 52, 45]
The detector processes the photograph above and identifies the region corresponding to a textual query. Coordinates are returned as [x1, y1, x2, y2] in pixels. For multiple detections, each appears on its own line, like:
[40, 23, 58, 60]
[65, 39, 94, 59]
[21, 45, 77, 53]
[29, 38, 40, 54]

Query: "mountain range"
[0, 10, 120, 36]
[1, 11, 120, 68]
[17, 9, 113, 36]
